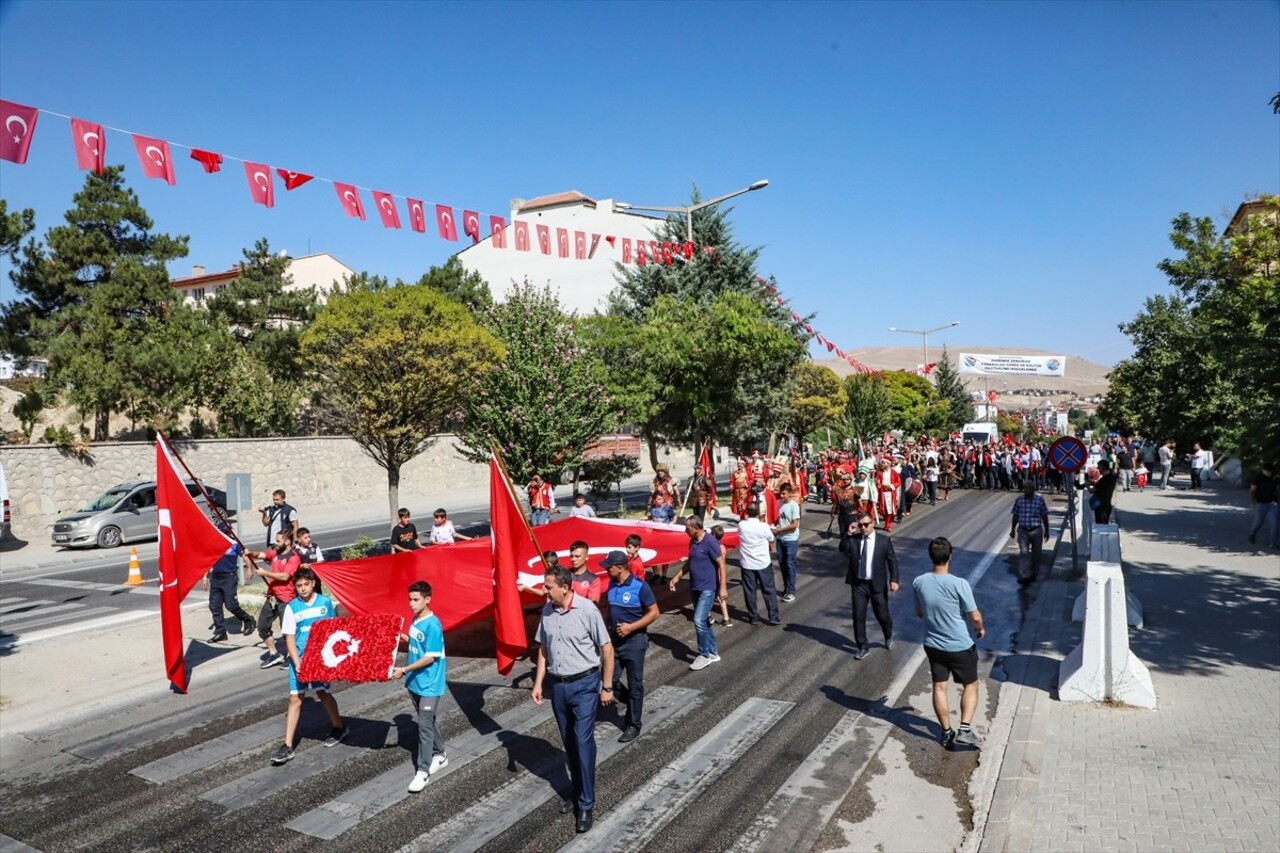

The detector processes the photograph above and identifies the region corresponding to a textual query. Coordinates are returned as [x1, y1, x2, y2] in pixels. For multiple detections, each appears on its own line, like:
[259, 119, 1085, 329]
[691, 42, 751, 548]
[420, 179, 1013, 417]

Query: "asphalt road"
[0, 488, 1044, 852]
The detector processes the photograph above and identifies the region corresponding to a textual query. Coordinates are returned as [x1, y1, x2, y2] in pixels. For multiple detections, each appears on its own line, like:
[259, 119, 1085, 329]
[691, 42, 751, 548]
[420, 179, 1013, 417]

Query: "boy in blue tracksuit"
[273, 568, 348, 766]
[393, 580, 448, 793]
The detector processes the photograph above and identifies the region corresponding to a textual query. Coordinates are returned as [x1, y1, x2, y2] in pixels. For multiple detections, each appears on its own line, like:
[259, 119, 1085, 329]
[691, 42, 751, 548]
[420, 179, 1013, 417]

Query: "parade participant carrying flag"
[697, 443, 718, 511]
[490, 449, 542, 675]
[155, 434, 237, 693]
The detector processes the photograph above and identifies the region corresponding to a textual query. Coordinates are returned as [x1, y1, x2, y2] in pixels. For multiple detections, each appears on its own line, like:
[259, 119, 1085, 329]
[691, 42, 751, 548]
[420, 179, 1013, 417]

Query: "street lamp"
[615, 179, 769, 242]
[887, 321, 960, 372]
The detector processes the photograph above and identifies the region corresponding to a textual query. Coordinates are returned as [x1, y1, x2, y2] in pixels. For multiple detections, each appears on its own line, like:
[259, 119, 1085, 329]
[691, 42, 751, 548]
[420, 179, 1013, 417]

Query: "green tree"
[881, 371, 936, 436]
[300, 279, 503, 520]
[0, 198, 37, 362]
[931, 348, 973, 433]
[789, 362, 847, 444]
[12, 381, 45, 441]
[840, 373, 892, 445]
[413, 256, 493, 314]
[577, 312, 659, 433]
[5, 167, 191, 438]
[456, 281, 617, 485]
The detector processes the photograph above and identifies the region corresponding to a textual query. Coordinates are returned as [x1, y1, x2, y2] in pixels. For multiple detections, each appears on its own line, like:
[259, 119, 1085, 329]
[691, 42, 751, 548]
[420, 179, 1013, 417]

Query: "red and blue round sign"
[1048, 436, 1087, 473]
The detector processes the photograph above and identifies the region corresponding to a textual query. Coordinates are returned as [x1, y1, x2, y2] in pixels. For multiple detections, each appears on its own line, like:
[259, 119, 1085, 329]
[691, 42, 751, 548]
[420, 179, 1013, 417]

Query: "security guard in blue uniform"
[601, 550, 660, 744]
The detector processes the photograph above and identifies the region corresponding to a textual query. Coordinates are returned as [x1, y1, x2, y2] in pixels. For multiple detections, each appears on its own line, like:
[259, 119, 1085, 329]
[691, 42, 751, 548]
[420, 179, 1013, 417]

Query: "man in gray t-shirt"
[912, 537, 985, 751]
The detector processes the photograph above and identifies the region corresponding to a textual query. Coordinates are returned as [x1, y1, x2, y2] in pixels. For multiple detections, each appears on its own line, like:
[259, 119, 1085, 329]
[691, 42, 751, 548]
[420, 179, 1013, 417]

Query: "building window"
[191, 287, 205, 301]
[214, 285, 226, 295]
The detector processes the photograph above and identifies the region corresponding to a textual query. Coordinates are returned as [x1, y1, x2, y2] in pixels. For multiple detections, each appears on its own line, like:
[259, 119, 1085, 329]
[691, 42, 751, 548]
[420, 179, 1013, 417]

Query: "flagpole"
[490, 445, 547, 572]
[158, 431, 262, 576]
[675, 440, 700, 521]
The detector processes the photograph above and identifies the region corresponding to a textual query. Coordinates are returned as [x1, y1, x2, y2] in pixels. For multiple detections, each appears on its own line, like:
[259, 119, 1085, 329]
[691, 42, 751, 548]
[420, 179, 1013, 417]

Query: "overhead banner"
[959, 353, 1065, 377]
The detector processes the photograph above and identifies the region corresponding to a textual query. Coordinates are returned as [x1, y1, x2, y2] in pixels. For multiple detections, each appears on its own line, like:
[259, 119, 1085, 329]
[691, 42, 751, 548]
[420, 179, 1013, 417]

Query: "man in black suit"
[844, 511, 900, 660]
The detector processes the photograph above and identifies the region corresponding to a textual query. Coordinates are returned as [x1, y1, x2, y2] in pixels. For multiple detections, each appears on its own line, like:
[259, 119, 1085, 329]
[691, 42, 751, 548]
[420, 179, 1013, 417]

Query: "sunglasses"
[857, 521, 874, 528]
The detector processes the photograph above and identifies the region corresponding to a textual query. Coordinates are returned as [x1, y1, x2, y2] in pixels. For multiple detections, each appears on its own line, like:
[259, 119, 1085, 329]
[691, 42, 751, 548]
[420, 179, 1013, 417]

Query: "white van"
[961, 422, 999, 445]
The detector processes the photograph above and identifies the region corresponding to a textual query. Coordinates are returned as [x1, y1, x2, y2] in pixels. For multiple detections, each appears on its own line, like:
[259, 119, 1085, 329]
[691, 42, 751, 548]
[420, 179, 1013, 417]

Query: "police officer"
[601, 550, 659, 744]
[532, 565, 614, 834]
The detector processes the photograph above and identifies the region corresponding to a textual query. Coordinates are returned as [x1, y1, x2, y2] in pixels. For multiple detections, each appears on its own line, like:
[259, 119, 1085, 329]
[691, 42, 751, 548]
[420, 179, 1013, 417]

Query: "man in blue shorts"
[273, 568, 348, 766]
[912, 537, 985, 750]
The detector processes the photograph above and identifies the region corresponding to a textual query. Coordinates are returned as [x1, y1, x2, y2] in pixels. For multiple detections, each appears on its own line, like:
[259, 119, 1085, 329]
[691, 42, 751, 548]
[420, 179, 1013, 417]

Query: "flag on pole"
[155, 436, 234, 693]
[697, 442, 717, 510]
[490, 452, 539, 675]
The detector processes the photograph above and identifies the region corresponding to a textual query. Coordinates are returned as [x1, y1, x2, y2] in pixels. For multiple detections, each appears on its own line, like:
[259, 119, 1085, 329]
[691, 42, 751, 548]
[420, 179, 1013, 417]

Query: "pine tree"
[932, 347, 974, 433]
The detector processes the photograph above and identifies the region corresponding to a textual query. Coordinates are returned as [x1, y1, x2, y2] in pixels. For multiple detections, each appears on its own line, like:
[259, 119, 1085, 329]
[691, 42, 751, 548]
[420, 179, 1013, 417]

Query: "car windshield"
[79, 487, 134, 512]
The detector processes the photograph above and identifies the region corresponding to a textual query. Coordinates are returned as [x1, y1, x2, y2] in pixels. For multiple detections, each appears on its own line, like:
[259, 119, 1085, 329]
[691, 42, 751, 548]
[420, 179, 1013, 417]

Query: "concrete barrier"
[1072, 524, 1144, 627]
[1059, 561, 1157, 708]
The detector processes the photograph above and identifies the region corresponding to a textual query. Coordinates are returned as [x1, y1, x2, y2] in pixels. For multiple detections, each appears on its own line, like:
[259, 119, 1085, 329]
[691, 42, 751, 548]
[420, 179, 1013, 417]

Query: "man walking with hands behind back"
[1009, 481, 1051, 586]
[914, 537, 985, 750]
[844, 511, 898, 660]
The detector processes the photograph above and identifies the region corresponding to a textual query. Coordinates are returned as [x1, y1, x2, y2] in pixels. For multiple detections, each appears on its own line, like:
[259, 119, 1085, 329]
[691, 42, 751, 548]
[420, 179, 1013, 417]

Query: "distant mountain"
[816, 346, 1110, 409]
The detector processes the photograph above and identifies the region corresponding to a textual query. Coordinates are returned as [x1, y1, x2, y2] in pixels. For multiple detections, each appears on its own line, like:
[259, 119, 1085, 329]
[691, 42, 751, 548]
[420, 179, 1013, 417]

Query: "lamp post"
[615, 179, 769, 242]
[887, 321, 960, 374]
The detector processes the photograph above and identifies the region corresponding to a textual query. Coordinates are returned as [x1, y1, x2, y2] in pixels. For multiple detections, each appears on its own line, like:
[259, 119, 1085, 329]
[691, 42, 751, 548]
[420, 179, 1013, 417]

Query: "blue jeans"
[690, 589, 718, 658]
[612, 633, 648, 729]
[550, 671, 601, 811]
[776, 538, 798, 596]
[531, 508, 550, 526]
[1250, 502, 1278, 547]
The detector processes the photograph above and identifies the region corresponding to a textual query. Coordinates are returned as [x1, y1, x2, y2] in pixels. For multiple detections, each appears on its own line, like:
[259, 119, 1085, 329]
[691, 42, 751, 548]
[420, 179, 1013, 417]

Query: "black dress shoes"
[853, 646, 868, 660]
[559, 799, 575, 815]
[576, 809, 594, 833]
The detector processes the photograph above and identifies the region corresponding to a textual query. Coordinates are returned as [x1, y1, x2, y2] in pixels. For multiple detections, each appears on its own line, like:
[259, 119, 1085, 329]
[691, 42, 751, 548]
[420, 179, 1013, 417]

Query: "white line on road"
[21, 577, 161, 595]
[0, 600, 203, 649]
[0, 599, 54, 615]
[559, 696, 794, 853]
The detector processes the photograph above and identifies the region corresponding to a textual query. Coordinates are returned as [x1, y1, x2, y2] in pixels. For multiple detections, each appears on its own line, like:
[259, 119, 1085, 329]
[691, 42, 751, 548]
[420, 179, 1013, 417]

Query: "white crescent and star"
[321, 630, 361, 667]
[380, 197, 395, 214]
[145, 145, 166, 166]
[253, 171, 269, 190]
[82, 131, 100, 155]
[5, 115, 28, 143]
[343, 190, 358, 211]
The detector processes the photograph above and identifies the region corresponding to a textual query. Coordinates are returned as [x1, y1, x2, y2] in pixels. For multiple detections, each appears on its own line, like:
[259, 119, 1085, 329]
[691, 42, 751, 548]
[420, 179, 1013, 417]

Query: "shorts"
[288, 665, 331, 696]
[924, 644, 978, 685]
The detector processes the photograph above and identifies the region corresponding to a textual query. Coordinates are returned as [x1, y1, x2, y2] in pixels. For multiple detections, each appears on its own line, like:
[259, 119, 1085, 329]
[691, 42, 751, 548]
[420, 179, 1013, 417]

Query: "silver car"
[50, 479, 229, 549]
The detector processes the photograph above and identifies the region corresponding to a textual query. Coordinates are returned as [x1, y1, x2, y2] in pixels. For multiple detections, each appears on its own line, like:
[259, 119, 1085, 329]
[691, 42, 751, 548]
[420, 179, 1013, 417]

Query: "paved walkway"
[976, 479, 1280, 852]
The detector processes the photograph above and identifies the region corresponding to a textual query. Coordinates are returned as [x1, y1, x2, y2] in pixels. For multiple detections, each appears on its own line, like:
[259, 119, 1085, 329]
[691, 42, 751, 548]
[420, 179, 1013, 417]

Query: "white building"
[169, 252, 355, 304]
[456, 191, 666, 315]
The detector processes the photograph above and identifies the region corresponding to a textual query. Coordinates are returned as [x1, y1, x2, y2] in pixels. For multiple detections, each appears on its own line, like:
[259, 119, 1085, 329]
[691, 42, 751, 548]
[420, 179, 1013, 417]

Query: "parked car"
[51, 479, 231, 549]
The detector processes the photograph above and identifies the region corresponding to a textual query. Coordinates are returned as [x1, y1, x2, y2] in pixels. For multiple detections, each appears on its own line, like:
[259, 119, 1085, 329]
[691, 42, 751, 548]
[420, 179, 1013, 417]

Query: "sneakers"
[428, 753, 449, 774]
[270, 745, 295, 765]
[323, 726, 349, 748]
[941, 729, 956, 751]
[407, 770, 430, 793]
[689, 655, 712, 671]
[955, 728, 984, 748]
[781, 593, 796, 603]
[714, 618, 733, 627]
[260, 652, 284, 669]
[208, 630, 228, 643]
[242, 617, 256, 636]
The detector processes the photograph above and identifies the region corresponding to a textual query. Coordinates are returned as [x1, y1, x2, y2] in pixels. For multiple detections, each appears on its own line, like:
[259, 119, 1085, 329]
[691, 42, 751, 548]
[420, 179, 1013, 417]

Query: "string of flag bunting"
[0, 97, 713, 267]
[751, 275, 876, 375]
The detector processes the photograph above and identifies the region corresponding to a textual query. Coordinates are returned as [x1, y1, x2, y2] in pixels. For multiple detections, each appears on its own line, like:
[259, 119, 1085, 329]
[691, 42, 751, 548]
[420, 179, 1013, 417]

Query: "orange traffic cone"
[125, 547, 144, 585]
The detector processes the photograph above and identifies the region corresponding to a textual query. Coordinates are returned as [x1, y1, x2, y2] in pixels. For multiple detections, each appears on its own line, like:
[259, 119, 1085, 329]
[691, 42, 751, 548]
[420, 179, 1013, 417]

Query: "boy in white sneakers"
[273, 568, 348, 765]
[393, 580, 448, 792]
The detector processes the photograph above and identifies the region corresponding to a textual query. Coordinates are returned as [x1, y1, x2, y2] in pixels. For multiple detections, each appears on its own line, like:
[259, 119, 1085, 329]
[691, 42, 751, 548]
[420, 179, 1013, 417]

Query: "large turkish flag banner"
[297, 614, 404, 683]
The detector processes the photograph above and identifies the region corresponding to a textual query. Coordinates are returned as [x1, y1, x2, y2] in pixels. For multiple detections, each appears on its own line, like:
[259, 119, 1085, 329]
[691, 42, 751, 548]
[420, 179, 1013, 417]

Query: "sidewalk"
[975, 480, 1280, 852]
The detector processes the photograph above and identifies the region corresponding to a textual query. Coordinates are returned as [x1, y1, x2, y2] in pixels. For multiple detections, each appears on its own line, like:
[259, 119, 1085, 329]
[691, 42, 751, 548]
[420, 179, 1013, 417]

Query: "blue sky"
[1, 0, 1276, 366]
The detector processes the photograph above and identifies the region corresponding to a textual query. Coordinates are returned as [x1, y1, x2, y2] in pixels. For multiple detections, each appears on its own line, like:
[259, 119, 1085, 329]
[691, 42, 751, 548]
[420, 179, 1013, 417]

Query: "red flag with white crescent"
[436, 205, 459, 241]
[407, 198, 427, 233]
[490, 456, 537, 675]
[556, 227, 569, 258]
[490, 215, 507, 247]
[0, 99, 39, 165]
[297, 614, 404, 683]
[515, 220, 531, 251]
[622, 237, 632, 264]
[588, 233, 601, 259]
[131, 134, 175, 185]
[463, 210, 481, 243]
[277, 169, 313, 190]
[536, 224, 551, 255]
[698, 444, 718, 509]
[826, 340, 835, 352]
[334, 182, 366, 220]
[243, 162, 275, 208]
[372, 191, 401, 229]
[683, 241, 694, 259]
[155, 436, 234, 693]
[575, 231, 587, 260]
[70, 117, 105, 174]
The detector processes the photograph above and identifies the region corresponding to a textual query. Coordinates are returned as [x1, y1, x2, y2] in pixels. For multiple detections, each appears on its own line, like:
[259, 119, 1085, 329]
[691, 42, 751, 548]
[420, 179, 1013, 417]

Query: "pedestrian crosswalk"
[0, 584, 201, 647]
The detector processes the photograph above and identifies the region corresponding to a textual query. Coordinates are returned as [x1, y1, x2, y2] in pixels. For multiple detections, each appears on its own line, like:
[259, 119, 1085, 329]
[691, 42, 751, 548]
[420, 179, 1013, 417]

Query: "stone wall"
[0, 437, 694, 541]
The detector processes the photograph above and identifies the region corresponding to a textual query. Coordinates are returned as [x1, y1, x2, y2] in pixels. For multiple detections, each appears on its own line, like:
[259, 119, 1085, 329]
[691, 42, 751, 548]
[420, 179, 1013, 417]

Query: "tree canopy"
[789, 362, 847, 444]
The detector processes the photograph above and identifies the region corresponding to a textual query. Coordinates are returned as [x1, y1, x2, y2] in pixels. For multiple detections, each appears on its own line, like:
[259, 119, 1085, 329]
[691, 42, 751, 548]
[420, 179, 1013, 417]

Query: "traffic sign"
[1048, 436, 1088, 473]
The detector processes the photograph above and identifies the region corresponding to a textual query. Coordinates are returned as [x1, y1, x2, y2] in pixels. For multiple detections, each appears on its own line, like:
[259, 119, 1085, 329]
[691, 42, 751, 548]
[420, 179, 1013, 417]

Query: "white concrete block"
[1059, 562, 1157, 708]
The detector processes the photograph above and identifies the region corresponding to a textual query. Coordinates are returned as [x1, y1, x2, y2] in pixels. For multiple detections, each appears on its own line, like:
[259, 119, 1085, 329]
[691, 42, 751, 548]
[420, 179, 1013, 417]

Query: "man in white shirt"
[1158, 440, 1175, 490]
[735, 503, 781, 626]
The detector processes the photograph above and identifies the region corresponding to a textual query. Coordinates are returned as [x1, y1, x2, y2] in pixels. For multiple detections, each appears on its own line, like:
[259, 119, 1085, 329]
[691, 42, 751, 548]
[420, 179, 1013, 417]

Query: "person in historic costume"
[875, 459, 901, 532]
[730, 458, 750, 517]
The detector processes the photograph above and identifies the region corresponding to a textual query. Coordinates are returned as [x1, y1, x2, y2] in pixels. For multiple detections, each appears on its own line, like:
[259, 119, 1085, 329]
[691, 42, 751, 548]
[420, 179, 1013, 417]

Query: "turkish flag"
[826, 340, 835, 352]
[242, 162, 274, 208]
[436, 205, 458, 241]
[372, 191, 401, 229]
[622, 238, 632, 264]
[588, 233, 600, 259]
[155, 435, 234, 693]
[683, 241, 694, 260]
[574, 231, 586, 260]
[556, 227, 569, 258]
[649, 242, 661, 265]
[334, 182, 366, 220]
[636, 241, 647, 266]
[297, 614, 404, 683]
[662, 243, 674, 265]
[605, 235, 616, 247]
[490, 215, 507, 248]
[490, 456, 538, 675]
[836, 348, 845, 359]
[70, 118, 104, 174]
[0, 100, 39, 165]
[463, 210, 480, 244]
[277, 169, 313, 190]
[514, 220, 530, 251]
[407, 198, 426, 233]
[698, 443, 718, 509]
[131, 134, 175, 185]
[536, 224, 551, 255]
[191, 149, 223, 173]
